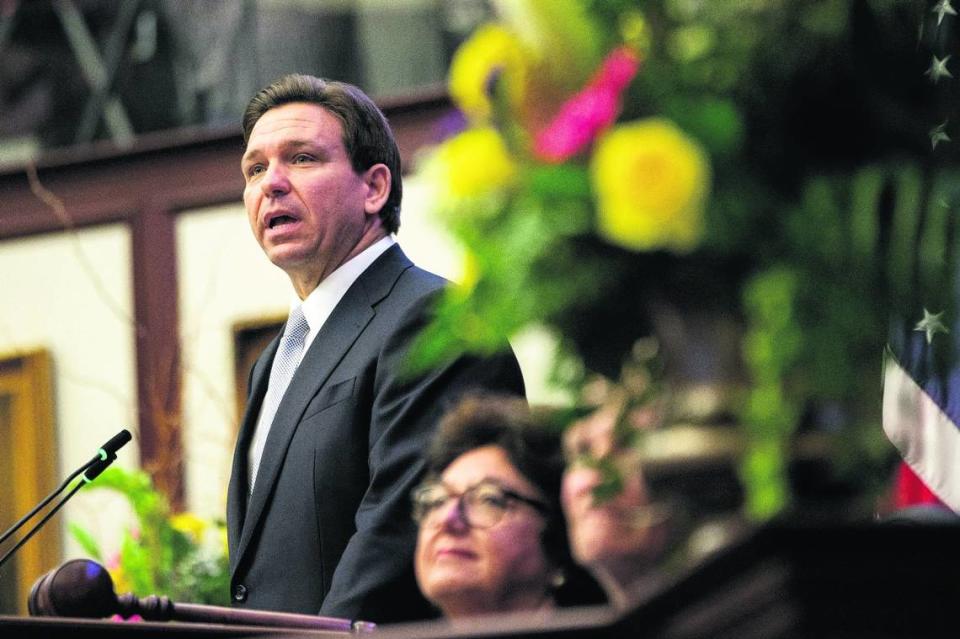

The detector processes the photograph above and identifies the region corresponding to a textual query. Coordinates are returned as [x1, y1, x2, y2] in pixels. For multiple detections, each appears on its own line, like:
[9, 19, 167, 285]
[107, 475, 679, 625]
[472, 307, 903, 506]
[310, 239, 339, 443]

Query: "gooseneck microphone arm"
[30, 559, 376, 632]
[0, 429, 132, 571]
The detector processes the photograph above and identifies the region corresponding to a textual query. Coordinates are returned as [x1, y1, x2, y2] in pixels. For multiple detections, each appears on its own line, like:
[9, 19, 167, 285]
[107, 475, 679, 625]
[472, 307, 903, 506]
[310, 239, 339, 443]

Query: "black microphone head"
[29, 559, 118, 618]
[102, 430, 133, 457]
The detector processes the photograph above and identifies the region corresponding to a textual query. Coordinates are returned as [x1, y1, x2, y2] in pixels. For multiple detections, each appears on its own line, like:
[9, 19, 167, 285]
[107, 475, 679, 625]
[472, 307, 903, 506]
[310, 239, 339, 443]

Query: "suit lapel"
[231, 245, 414, 576]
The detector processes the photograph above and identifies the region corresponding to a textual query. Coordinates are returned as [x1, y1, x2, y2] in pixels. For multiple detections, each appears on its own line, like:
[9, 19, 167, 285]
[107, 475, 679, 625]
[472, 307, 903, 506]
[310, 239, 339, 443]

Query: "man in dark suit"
[227, 74, 525, 623]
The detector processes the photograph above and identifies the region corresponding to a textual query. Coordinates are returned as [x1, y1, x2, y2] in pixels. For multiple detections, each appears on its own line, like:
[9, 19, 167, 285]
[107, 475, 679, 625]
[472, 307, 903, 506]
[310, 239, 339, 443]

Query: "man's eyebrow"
[241, 147, 262, 166]
[242, 139, 321, 165]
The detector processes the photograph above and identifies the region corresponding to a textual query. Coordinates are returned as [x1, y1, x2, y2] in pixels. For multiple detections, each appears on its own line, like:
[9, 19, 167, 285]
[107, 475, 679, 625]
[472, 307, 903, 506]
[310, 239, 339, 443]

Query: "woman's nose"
[437, 496, 469, 532]
[563, 465, 602, 501]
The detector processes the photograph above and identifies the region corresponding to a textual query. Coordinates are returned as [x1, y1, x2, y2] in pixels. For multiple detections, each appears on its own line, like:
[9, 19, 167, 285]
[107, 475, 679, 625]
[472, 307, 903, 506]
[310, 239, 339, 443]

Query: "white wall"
[175, 203, 289, 519]
[0, 224, 137, 558]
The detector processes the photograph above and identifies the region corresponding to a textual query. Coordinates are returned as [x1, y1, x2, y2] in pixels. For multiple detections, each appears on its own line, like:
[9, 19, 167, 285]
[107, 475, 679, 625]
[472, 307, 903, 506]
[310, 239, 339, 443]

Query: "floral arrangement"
[413, 1, 946, 520]
[69, 467, 230, 605]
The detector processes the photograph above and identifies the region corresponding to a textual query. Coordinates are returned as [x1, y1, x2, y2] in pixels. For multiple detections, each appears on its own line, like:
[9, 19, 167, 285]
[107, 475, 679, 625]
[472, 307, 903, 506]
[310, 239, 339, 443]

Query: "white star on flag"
[914, 308, 949, 344]
[933, 0, 958, 26]
[930, 121, 951, 149]
[925, 55, 953, 84]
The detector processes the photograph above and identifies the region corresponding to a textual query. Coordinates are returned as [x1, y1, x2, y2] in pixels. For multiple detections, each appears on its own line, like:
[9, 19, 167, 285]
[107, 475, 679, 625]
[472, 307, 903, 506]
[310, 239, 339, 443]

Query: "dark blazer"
[226, 245, 525, 623]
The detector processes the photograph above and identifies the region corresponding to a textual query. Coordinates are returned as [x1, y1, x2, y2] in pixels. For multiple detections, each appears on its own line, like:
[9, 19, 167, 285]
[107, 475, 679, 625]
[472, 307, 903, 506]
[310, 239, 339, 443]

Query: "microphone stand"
[0, 430, 132, 571]
[30, 559, 376, 633]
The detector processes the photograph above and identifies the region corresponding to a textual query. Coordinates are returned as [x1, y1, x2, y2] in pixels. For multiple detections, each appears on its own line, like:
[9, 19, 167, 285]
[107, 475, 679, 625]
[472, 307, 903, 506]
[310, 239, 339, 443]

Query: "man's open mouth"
[268, 215, 297, 229]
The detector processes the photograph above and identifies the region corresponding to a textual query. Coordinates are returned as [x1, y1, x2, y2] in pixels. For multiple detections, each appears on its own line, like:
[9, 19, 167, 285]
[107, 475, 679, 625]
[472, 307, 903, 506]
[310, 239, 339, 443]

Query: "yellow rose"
[432, 127, 517, 202]
[591, 118, 710, 252]
[448, 24, 527, 122]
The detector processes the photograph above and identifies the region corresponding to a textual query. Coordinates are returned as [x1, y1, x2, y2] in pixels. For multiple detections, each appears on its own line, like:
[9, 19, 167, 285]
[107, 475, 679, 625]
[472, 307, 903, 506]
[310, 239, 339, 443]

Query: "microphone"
[0, 429, 133, 571]
[82, 429, 132, 482]
[30, 559, 375, 632]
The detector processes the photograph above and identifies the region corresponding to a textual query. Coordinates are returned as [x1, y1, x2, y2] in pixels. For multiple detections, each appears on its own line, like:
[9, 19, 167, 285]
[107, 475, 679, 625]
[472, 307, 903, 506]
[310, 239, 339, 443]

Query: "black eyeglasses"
[411, 479, 549, 529]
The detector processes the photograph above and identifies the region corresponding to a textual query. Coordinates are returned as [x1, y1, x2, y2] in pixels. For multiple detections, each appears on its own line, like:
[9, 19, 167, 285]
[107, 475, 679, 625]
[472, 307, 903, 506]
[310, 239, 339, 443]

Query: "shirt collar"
[292, 235, 396, 341]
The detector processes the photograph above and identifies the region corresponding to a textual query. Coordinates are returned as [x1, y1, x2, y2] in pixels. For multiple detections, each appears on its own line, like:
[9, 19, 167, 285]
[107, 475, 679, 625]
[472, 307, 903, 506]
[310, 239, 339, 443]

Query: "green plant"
[69, 467, 229, 605]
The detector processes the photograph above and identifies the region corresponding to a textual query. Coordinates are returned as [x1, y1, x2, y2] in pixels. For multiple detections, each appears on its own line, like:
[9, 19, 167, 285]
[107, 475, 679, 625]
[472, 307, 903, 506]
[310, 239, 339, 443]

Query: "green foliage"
[66, 522, 103, 562]
[69, 467, 229, 605]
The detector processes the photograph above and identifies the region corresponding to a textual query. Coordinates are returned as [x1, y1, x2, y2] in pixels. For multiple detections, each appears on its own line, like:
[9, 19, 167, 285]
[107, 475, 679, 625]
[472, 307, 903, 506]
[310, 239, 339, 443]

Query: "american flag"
[880, 1, 960, 514]
[883, 306, 960, 511]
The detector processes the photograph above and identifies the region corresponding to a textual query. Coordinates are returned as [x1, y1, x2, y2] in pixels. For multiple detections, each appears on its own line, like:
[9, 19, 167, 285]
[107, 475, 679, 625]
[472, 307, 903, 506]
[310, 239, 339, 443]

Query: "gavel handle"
[116, 593, 374, 632]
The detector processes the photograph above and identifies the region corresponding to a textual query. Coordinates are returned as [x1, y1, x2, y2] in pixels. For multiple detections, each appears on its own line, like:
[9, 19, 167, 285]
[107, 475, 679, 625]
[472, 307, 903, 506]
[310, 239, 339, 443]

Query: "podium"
[4, 523, 959, 638]
[0, 615, 349, 638]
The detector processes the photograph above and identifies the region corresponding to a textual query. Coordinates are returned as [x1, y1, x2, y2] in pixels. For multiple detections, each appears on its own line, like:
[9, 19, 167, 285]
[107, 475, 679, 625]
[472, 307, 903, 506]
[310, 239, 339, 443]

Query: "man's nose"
[260, 162, 291, 196]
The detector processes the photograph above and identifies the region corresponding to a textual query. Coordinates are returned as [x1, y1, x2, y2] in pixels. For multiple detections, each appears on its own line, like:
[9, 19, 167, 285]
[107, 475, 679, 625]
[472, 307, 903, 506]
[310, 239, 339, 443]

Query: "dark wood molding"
[0, 93, 452, 240]
[130, 201, 183, 506]
[0, 93, 453, 509]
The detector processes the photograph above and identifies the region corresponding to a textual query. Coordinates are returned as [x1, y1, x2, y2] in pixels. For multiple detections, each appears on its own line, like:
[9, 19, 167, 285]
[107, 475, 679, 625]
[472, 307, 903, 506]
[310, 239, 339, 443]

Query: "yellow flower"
[170, 512, 207, 542]
[431, 127, 517, 202]
[109, 564, 133, 595]
[591, 118, 710, 252]
[448, 24, 527, 122]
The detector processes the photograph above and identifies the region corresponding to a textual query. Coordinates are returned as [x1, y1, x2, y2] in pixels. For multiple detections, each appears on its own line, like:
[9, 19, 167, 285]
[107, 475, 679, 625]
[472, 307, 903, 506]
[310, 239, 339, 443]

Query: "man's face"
[241, 102, 386, 296]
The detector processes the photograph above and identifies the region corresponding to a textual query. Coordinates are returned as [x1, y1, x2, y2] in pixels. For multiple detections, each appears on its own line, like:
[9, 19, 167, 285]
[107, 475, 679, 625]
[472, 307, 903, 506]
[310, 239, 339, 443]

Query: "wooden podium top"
[0, 615, 350, 638]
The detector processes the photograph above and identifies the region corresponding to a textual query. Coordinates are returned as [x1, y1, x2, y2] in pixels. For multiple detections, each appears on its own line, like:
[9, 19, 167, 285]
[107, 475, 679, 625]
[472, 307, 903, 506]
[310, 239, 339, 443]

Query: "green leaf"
[525, 164, 592, 200]
[67, 522, 104, 562]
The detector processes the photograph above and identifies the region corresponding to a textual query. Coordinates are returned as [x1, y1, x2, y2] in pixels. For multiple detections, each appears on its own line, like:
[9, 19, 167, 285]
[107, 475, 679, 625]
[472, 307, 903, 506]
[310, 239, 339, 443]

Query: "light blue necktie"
[249, 306, 310, 489]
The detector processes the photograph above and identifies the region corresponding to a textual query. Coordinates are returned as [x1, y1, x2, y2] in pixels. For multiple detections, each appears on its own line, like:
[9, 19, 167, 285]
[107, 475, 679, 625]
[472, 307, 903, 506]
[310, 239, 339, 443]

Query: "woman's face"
[414, 445, 555, 618]
[561, 404, 660, 572]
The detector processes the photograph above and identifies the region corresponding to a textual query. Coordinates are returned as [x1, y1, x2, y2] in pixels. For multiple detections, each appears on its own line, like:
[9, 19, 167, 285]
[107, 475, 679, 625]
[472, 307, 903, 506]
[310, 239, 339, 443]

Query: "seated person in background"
[413, 394, 604, 620]
[561, 396, 669, 609]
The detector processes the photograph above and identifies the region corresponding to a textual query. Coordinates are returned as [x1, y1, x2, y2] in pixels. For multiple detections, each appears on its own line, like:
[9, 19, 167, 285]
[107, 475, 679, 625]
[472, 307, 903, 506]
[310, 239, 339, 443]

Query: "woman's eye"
[426, 497, 449, 510]
[474, 490, 507, 508]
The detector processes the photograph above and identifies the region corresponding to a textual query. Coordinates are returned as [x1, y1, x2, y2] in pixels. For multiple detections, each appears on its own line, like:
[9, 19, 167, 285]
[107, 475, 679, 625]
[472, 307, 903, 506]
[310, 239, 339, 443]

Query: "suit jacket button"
[233, 584, 248, 602]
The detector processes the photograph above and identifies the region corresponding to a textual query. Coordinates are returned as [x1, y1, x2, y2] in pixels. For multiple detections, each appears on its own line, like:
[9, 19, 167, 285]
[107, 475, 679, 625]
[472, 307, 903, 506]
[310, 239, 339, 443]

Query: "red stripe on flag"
[894, 461, 946, 509]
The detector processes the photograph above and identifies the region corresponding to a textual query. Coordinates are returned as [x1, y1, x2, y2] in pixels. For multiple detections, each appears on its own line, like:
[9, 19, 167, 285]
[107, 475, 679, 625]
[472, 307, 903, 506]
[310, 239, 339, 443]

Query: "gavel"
[29, 559, 375, 633]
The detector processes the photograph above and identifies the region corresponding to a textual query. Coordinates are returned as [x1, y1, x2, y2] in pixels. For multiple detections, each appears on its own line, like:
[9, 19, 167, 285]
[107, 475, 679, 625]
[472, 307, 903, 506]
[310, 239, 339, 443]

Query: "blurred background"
[0, 0, 495, 163]
[0, 0, 954, 617]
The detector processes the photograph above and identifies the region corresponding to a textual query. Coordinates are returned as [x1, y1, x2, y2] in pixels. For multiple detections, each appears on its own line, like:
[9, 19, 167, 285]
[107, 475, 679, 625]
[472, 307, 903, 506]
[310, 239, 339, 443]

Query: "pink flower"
[534, 47, 641, 163]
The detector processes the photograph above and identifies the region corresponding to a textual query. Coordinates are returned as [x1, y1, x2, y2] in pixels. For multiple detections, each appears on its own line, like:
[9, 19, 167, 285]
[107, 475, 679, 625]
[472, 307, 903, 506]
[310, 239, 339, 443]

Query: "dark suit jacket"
[226, 245, 525, 623]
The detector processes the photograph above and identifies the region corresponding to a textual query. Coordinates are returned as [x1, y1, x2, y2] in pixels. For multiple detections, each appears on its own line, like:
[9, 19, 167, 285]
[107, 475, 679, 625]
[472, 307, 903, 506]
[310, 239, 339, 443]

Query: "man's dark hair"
[242, 74, 402, 234]
[425, 393, 606, 607]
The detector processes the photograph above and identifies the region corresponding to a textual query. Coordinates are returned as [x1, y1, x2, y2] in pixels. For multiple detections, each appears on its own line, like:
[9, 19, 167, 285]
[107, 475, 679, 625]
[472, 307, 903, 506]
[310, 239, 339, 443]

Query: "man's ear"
[363, 164, 391, 215]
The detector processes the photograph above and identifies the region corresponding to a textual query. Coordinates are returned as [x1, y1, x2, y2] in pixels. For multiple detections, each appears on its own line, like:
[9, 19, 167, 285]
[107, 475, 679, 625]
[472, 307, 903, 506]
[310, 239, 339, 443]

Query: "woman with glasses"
[412, 394, 603, 619]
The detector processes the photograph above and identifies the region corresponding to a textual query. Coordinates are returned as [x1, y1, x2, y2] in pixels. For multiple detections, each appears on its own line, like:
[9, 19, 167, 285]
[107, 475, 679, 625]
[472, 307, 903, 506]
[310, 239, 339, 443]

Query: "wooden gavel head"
[29, 558, 118, 618]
